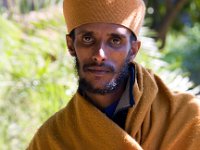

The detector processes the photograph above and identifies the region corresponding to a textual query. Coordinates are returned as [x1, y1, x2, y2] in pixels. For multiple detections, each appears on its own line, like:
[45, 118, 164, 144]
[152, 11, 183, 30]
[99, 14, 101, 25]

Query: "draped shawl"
[27, 62, 200, 150]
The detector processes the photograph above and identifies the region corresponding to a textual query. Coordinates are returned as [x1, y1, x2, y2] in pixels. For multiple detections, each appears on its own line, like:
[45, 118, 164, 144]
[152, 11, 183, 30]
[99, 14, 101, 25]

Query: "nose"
[92, 46, 107, 64]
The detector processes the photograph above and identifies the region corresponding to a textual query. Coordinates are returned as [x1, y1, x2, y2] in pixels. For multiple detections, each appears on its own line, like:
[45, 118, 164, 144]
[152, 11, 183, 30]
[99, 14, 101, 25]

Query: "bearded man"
[27, 0, 200, 149]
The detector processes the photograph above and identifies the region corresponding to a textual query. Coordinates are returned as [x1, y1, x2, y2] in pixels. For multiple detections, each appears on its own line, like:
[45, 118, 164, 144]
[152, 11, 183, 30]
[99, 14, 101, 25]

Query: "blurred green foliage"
[0, 7, 77, 149]
[0, 0, 62, 14]
[146, 0, 200, 32]
[164, 24, 200, 85]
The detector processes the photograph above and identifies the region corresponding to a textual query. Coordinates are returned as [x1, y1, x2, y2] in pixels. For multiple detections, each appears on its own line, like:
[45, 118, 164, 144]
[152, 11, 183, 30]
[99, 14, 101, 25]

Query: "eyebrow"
[76, 30, 127, 39]
[108, 33, 126, 39]
[76, 30, 94, 36]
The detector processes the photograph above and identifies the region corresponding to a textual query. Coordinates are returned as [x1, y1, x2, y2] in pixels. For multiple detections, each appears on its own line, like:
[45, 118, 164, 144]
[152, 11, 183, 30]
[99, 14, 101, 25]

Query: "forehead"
[74, 23, 132, 36]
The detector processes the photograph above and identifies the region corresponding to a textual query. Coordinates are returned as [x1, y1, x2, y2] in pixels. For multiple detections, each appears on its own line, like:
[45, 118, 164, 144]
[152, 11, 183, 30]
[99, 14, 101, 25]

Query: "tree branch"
[166, 0, 173, 10]
[143, 0, 149, 5]
[156, 0, 189, 48]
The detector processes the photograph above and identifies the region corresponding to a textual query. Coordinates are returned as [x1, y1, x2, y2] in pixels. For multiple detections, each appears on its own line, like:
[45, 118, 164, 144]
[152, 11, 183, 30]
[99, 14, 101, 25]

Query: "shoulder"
[27, 96, 76, 149]
[132, 61, 200, 116]
[174, 93, 200, 116]
[36, 96, 76, 134]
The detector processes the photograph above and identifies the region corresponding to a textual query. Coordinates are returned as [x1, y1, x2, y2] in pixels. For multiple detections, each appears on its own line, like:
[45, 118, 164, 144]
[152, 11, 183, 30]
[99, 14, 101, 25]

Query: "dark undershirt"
[102, 64, 135, 129]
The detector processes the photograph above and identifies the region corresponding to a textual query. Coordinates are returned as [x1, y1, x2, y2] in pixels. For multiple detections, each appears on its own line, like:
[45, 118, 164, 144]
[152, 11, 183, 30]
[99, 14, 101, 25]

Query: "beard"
[75, 52, 132, 95]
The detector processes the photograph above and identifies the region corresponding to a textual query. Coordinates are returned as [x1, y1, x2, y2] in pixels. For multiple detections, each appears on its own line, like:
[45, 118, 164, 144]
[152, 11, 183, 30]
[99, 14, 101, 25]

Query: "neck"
[79, 77, 128, 109]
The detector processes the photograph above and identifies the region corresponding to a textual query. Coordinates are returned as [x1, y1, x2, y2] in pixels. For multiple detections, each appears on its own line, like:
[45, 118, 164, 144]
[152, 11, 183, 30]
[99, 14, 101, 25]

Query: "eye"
[110, 37, 121, 45]
[82, 35, 94, 44]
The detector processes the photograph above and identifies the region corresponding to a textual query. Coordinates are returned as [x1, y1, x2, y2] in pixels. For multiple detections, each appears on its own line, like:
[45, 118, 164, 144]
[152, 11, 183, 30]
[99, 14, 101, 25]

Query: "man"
[27, 0, 200, 149]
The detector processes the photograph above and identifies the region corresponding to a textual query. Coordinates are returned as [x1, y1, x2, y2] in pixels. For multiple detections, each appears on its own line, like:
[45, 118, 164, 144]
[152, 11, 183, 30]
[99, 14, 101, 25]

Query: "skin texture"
[67, 23, 141, 108]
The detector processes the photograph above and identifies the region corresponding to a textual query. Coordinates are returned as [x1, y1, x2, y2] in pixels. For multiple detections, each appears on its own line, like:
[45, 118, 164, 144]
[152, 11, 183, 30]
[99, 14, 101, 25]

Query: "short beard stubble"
[75, 51, 132, 95]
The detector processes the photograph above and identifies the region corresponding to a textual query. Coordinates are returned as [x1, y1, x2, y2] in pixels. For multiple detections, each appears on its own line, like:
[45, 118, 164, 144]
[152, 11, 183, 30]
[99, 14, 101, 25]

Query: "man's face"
[67, 23, 140, 95]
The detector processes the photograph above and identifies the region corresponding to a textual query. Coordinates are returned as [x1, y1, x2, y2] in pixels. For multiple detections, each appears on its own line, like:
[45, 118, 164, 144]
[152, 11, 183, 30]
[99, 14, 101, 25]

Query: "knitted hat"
[63, 0, 146, 37]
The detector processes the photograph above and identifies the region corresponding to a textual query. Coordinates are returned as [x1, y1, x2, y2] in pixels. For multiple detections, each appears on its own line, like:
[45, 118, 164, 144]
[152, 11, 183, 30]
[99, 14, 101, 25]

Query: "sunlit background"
[0, 0, 200, 149]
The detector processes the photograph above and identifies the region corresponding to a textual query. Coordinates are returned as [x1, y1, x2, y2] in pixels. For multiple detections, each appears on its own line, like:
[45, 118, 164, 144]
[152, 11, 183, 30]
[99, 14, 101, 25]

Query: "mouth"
[85, 67, 112, 76]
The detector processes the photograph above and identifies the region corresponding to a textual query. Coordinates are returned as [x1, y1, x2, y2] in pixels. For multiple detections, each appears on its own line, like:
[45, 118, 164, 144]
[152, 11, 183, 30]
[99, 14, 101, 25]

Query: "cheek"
[112, 49, 130, 65]
[115, 52, 131, 70]
[74, 43, 93, 62]
[74, 49, 93, 74]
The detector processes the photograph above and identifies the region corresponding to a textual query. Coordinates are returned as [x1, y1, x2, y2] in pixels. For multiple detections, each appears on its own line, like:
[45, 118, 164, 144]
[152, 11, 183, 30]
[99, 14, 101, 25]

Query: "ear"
[66, 34, 76, 56]
[130, 40, 141, 60]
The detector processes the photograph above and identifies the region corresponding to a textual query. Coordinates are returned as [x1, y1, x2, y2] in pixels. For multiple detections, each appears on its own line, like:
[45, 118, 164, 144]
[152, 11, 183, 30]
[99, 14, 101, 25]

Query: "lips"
[86, 66, 111, 74]
[82, 62, 115, 76]
[87, 66, 110, 71]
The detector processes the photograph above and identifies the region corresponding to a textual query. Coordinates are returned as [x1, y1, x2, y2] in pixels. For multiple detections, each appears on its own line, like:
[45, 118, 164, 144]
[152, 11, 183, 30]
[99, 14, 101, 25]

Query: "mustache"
[83, 62, 115, 72]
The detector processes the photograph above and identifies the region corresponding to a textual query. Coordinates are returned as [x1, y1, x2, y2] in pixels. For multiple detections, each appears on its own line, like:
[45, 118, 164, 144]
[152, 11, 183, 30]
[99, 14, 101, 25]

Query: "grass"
[0, 6, 77, 150]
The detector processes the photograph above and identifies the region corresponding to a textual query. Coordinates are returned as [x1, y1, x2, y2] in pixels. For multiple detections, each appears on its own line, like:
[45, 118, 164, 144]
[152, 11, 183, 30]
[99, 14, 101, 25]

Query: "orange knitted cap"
[63, 0, 146, 37]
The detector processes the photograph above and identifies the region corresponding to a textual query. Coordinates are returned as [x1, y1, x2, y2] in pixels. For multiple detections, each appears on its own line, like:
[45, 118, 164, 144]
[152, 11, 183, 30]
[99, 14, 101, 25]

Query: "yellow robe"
[27, 62, 200, 150]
